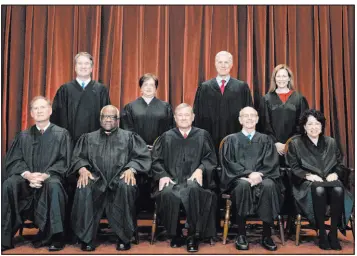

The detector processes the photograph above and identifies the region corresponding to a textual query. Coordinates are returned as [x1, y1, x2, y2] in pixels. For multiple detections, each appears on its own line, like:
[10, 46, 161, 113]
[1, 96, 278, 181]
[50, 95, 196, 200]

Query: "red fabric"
[183, 133, 188, 139]
[277, 90, 294, 103]
[220, 80, 226, 94]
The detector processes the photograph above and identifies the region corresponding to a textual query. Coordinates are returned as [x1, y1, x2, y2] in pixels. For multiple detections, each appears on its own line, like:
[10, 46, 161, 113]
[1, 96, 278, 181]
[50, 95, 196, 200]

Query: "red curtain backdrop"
[1, 5, 355, 167]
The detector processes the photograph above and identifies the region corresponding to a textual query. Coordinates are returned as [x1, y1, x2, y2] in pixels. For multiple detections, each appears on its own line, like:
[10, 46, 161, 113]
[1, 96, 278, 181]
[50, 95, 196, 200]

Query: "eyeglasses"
[100, 115, 118, 120]
[240, 114, 258, 118]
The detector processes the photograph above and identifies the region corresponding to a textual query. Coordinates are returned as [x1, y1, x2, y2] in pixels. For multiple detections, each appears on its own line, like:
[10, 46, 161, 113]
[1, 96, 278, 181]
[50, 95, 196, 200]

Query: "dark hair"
[74, 52, 94, 67]
[299, 109, 326, 135]
[139, 73, 158, 88]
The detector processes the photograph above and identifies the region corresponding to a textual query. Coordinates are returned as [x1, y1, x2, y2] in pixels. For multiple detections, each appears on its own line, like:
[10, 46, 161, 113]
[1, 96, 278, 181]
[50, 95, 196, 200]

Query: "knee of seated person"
[261, 178, 275, 188]
[3, 175, 24, 189]
[332, 186, 344, 196]
[314, 186, 325, 196]
[117, 180, 137, 193]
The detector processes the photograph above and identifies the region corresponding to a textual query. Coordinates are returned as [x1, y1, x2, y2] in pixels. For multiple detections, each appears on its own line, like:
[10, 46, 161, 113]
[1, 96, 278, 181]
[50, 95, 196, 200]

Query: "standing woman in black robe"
[120, 73, 174, 147]
[259, 64, 309, 165]
[286, 109, 353, 250]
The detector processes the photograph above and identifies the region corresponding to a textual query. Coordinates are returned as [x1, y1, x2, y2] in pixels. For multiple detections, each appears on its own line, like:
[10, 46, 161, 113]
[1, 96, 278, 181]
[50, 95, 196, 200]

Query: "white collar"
[307, 135, 319, 146]
[76, 77, 91, 86]
[142, 96, 154, 104]
[179, 128, 192, 136]
[241, 129, 255, 138]
[36, 122, 51, 132]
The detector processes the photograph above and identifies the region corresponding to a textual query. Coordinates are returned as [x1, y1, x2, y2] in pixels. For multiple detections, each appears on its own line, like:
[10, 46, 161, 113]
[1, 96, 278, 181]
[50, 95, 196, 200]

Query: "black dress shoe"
[328, 233, 341, 250]
[318, 234, 331, 250]
[261, 236, 277, 251]
[170, 235, 184, 248]
[48, 241, 65, 251]
[235, 235, 249, 250]
[116, 239, 131, 251]
[81, 242, 96, 251]
[186, 236, 199, 253]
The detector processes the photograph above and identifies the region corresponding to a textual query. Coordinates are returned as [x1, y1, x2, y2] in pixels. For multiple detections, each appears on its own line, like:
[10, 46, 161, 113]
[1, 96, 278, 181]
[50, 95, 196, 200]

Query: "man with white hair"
[193, 51, 253, 154]
[151, 103, 217, 253]
[220, 106, 283, 251]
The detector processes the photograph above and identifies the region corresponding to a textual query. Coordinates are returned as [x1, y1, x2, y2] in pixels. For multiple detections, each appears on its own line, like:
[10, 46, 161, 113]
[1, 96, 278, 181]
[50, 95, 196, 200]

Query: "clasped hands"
[240, 172, 264, 187]
[159, 168, 203, 191]
[305, 172, 338, 182]
[22, 171, 50, 188]
[77, 167, 136, 188]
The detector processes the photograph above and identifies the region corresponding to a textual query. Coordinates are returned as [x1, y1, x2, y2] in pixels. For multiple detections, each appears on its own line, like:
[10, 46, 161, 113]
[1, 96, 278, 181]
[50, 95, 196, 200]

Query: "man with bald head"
[193, 51, 253, 154]
[2, 96, 72, 252]
[220, 107, 283, 251]
[151, 103, 217, 252]
[68, 105, 151, 252]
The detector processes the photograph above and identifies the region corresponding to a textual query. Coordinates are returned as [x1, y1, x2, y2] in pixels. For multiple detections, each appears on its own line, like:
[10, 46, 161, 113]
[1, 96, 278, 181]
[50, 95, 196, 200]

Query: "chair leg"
[134, 229, 140, 245]
[350, 214, 355, 238]
[19, 226, 24, 237]
[295, 214, 301, 246]
[150, 204, 157, 245]
[278, 215, 285, 245]
[222, 199, 232, 245]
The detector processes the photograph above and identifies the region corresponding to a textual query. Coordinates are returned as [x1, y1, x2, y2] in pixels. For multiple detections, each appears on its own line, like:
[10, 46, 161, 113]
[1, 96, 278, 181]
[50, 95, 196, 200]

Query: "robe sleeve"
[5, 133, 31, 178]
[192, 83, 203, 127]
[255, 136, 280, 178]
[50, 86, 68, 130]
[67, 134, 92, 177]
[45, 130, 73, 178]
[243, 82, 253, 107]
[124, 133, 152, 174]
[120, 104, 135, 131]
[198, 131, 218, 187]
[295, 95, 309, 134]
[167, 103, 175, 129]
[258, 96, 277, 143]
[286, 139, 310, 181]
[151, 134, 171, 182]
[100, 86, 111, 108]
[332, 139, 346, 180]
[219, 136, 253, 191]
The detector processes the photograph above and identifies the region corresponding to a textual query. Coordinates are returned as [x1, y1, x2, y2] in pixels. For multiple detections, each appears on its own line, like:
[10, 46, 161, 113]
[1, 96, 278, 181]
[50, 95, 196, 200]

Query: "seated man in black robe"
[68, 105, 151, 252]
[2, 96, 72, 252]
[151, 103, 217, 253]
[220, 106, 283, 251]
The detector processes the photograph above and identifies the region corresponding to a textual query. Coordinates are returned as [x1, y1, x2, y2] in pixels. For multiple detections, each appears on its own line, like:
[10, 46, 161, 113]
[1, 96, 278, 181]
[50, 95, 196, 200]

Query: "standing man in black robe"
[50, 51, 111, 144]
[2, 96, 72, 252]
[193, 51, 253, 154]
[151, 103, 217, 253]
[220, 107, 283, 251]
[68, 105, 151, 252]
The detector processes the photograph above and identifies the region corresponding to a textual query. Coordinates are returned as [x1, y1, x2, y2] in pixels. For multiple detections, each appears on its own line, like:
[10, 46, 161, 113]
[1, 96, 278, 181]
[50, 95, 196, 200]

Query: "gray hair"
[174, 103, 193, 114]
[215, 51, 233, 63]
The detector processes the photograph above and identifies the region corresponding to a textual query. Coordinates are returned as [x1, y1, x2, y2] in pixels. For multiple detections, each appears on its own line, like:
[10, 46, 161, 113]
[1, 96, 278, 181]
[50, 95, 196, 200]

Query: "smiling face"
[30, 98, 52, 122]
[215, 53, 233, 77]
[75, 55, 93, 79]
[100, 106, 119, 131]
[140, 78, 157, 98]
[304, 115, 322, 139]
[174, 106, 195, 130]
[239, 107, 259, 130]
[275, 68, 290, 89]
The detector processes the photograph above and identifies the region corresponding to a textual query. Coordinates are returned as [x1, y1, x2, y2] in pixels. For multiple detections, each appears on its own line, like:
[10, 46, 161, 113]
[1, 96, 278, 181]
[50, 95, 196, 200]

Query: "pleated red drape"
[1, 5, 354, 167]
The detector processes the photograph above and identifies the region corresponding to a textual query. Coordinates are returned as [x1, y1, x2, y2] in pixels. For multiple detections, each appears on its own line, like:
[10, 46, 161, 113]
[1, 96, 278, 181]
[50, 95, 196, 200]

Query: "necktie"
[220, 80, 226, 94]
[40, 129, 44, 135]
[81, 82, 85, 89]
[247, 134, 252, 140]
[183, 133, 188, 139]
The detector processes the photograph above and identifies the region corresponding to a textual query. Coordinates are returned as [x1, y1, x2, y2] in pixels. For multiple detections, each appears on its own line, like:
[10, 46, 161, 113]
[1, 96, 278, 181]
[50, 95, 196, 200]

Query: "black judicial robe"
[220, 132, 284, 223]
[2, 124, 72, 247]
[258, 91, 309, 144]
[151, 127, 218, 237]
[120, 97, 175, 145]
[286, 135, 354, 233]
[193, 78, 253, 151]
[50, 80, 111, 143]
[68, 128, 152, 244]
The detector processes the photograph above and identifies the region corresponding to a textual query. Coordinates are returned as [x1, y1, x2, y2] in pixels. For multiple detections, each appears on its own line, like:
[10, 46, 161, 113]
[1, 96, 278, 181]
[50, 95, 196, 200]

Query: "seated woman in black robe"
[259, 64, 309, 165]
[286, 109, 354, 250]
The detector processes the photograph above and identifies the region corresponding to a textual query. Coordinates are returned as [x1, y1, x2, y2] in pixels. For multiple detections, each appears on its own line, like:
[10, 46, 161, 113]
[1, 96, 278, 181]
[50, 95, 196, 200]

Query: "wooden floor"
[3, 220, 355, 255]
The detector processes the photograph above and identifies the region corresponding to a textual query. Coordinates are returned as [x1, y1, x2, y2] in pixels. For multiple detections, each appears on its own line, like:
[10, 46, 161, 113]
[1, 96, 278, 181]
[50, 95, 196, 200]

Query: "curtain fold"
[1, 5, 354, 167]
